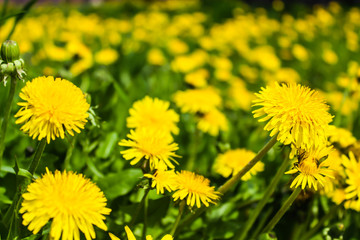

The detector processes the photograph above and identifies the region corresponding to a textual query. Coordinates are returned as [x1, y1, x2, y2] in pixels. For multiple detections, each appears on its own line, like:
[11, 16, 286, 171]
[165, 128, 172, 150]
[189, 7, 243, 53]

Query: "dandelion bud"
[0, 40, 26, 86]
[1, 40, 20, 63]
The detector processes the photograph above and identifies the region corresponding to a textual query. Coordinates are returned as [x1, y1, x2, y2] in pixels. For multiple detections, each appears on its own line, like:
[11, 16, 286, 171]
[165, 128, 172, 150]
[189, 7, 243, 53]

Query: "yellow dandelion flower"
[227, 78, 255, 111]
[147, 48, 166, 66]
[184, 68, 208, 88]
[238, 65, 258, 83]
[322, 48, 338, 65]
[127, 96, 179, 135]
[214, 149, 264, 180]
[342, 152, 360, 209]
[197, 108, 228, 136]
[330, 188, 346, 205]
[328, 125, 357, 149]
[344, 199, 360, 211]
[172, 171, 220, 208]
[173, 87, 222, 113]
[274, 68, 300, 85]
[15, 76, 90, 143]
[285, 147, 334, 191]
[320, 150, 345, 195]
[119, 128, 180, 170]
[94, 48, 119, 65]
[20, 168, 111, 240]
[292, 44, 309, 62]
[109, 226, 173, 240]
[167, 38, 189, 55]
[253, 83, 333, 152]
[144, 168, 178, 194]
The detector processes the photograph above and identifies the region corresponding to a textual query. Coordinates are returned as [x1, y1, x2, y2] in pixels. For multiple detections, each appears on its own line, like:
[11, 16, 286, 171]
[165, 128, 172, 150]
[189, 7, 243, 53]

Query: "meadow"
[0, 0, 359, 239]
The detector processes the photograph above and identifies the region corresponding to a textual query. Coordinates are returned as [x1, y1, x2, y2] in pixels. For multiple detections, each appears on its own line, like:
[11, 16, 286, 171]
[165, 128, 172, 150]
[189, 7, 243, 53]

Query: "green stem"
[262, 187, 302, 233]
[249, 207, 273, 240]
[142, 190, 149, 240]
[4, 170, 31, 238]
[64, 136, 76, 170]
[237, 155, 291, 240]
[186, 126, 200, 171]
[170, 200, 186, 236]
[173, 134, 279, 234]
[28, 139, 47, 175]
[299, 205, 339, 240]
[129, 188, 151, 228]
[1, 0, 9, 19]
[3, 138, 46, 239]
[8, 143, 45, 238]
[0, 76, 17, 168]
[218, 133, 278, 194]
[6, 0, 38, 40]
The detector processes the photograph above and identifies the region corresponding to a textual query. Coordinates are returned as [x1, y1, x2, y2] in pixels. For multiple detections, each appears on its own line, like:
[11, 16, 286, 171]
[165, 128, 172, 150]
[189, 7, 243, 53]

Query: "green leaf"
[97, 169, 143, 199]
[0, 187, 11, 206]
[1, 166, 32, 179]
[21, 235, 38, 240]
[96, 132, 118, 159]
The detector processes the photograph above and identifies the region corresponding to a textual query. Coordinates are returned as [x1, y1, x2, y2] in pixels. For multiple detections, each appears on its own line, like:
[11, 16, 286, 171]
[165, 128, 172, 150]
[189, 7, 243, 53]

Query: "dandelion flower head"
[328, 125, 357, 149]
[285, 146, 334, 191]
[197, 108, 228, 136]
[173, 86, 222, 113]
[253, 83, 333, 152]
[227, 78, 255, 111]
[342, 151, 360, 210]
[184, 68, 208, 88]
[330, 188, 346, 206]
[119, 128, 180, 170]
[214, 148, 264, 181]
[94, 48, 119, 65]
[172, 170, 220, 208]
[15, 76, 90, 143]
[144, 167, 178, 194]
[20, 168, 111, 240]
[127, 96, 179, 135]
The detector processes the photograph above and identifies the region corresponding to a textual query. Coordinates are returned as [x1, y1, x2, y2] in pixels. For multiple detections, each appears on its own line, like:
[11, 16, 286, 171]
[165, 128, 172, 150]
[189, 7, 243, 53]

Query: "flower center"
[298, 158, 318, 175]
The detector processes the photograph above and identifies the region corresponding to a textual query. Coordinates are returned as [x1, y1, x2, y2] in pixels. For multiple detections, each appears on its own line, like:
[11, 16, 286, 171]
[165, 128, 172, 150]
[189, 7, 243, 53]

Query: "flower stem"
[3, 138, 46, 239]
[28, 139, 47, 175]
[299, 205, 339, 240]
[262, 187, 302, 233]
[237, 154, 291, 240]
[64, 136, 76, 170]
[186, 127, 200, 171]
[0, 76, 17, 169]
[1, 0, 9, 19]
[142, 189, 149, 240]
[6, 0, 38, 39]
[170, 200, 186, 236]
[249, 207, 273, 240]
[218, 133, 278, 194]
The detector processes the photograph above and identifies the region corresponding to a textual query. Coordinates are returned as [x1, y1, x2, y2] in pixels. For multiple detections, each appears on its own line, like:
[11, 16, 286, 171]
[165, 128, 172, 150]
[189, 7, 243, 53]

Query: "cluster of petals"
[253, 83, 333, 155]
[15, 76, 89, 143]
[20, 168, 111, 240]
[285, 146, 334, 191]
[119, 96, 181, 171]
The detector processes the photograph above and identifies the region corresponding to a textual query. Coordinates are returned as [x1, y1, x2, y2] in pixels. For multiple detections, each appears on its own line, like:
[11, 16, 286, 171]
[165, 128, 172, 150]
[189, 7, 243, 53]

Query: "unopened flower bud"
[0, 40, 26, 86]
[1, 40, 20, 63]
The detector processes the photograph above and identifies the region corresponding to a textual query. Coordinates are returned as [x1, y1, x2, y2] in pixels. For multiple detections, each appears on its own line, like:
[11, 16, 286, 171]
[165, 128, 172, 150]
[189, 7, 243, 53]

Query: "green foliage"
[0, 0, 359, 239]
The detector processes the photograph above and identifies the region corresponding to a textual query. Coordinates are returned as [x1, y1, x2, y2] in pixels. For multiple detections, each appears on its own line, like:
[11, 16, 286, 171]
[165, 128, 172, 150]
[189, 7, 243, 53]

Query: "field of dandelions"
[0, 0, 360, 239]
